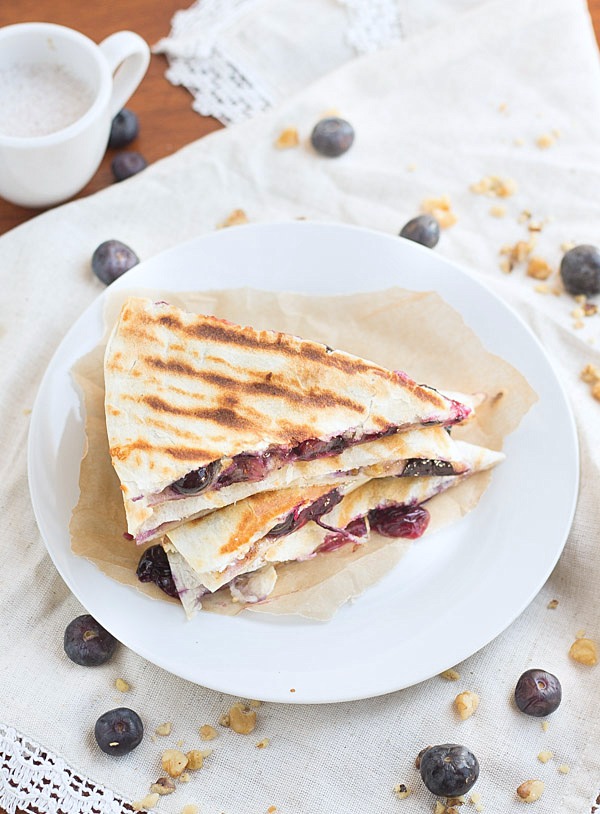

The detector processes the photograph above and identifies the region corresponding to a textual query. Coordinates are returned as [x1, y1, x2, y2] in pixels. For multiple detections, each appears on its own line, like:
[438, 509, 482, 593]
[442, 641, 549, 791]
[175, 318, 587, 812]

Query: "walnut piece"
[218, 208, 249, 229]
[557, 764, 570, 774]
[569, 637, 598, 665]
[132, 793, 160, 811]
[547, 599, 559, 609]
[392, 783, 410, 799]
[256, 738, 270, 748]
[115, 678, 130, 692]
[517, 779, 545, 802]
[155, 722, 172, 736]
[499, 237, 537, 272]
[181, 806, 199, 814]
[581, 364, 600, 384]
[199, 724, 217, 740]
[150, 777, 176, 795]
[420, 195, 457, 229]
[185, 750, 206, 770]
[454, 690, 480, 720]
[537, 750, 553, 764]
[470, 175, 517, 197]
[536, 133, 555, 149]
[161, 749, 189, 778]
[526, 257, 553, 280]
[274, 127, 300, 149]
[439, 668, 461, 681]
[227, 702, 257, 734]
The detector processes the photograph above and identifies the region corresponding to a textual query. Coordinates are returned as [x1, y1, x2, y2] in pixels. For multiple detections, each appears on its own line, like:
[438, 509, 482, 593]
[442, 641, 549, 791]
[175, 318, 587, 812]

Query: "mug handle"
[99, 31, 150, 118]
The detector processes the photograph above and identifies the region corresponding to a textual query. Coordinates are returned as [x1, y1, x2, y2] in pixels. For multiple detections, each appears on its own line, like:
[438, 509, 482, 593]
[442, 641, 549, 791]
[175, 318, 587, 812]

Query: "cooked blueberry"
[111, 150, 148, 181]
[368, 504, 430, 539]
[172, 461, 220, 495]
[94, 707, 143, 756]
[400, 214, 441, 248]
[560, 245, 600, 296]
[514, 669, 562, 716]
[91, 239, 139, 285]
[136, 545, 179, 598]
[217, 453, 269, 487]
[63, 614, 118, 666]
[293, 435, 346, 461]
[402, 458, 455, 477]
[108, 109, 139, 149]
[310, 117, 355, 157]
[419, 744, 479, 797]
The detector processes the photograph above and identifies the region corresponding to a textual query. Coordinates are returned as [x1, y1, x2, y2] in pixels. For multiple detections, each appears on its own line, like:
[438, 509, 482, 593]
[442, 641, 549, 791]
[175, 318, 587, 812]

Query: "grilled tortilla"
[104, 297, 471, 539]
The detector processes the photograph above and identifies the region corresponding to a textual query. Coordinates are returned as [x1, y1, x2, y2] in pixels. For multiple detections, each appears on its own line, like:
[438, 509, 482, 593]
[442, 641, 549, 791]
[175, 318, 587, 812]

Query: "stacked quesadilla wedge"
[103, 297, 504, 617]
[104, 297, 472, 543]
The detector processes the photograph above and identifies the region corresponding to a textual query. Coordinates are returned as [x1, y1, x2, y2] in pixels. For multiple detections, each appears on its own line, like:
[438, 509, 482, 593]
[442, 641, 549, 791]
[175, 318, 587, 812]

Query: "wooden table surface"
[1, 2, 600, 813]
[0, 0, 599, 236]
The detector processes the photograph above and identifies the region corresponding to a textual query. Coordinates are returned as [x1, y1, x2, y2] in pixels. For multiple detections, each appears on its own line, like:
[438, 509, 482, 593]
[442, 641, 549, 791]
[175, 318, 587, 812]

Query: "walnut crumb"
[393, 783, 411, 799]
[181, 806, 199, 814]
[155, 722, 172, 737]
[440, 668, 461, 681]
[592, 382, 600, 401]
[470, 175, 517, 197]
[584, 302, 598, 316]
[256, 738, 270, 748]
[499, 237, 537, 271]
[179, 773, 191, 783]
[581, 363, 600, 383]
[161, 749, 189, 778]
[537, 750, 553, 764]
[227, 702, 257, 734]
[115, 678, 130, 692]
[249, 699, 262, 707]
[498, 102, 508, 112]
[541, 721, 550, 732]
[561, 241, 576, 252]
[534, 283, 549, 294]
[547, 599, 559, 609]
[454, 690, 480, 720]
[569, 637, 598, 665]
[218, 208, 249, 228]
[526, 257, 553, 280]
[573, 319, 585, 330]
[267, 807, 277, 814]
[571, 307, 585, 319]
[514, 137, 525, 146]
[274, 127, 299, 149]
[489, 205, 507, 218]
[406, 163, 417, 172]
[150, 777, 176, 795]
[517, 779, 545, 802]
[536, 133, 555, 149]
[199, 724, 217, 740]
[470, 791, 483, 810]
[557, 764, 570, 774]
[186, 750, 206, 770]
[420, 195, 457, 229]
[527, 221, 544, 233]
[132, 793, 160, 811]
[434, 802, 446, 814]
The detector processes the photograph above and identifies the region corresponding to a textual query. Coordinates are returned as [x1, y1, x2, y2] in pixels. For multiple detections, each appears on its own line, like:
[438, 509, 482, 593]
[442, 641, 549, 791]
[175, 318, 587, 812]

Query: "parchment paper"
[70, 286, 537, 620]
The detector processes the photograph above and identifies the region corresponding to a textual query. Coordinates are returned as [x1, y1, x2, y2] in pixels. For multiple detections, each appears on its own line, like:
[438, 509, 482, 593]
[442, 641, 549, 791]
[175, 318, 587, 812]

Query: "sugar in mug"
[0, 22, 150, 208]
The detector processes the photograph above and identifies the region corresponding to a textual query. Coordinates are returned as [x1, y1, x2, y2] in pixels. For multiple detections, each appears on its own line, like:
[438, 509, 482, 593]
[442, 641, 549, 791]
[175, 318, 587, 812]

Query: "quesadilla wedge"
[104, 298, 472, 540]
[157, 441, 504, 617]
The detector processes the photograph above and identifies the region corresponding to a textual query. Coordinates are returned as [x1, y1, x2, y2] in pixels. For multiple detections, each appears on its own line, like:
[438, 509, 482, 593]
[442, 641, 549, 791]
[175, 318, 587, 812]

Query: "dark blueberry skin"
[514, 669, 562, 717]
[94, 708, 143, 756]
[402, 458, 455, 477]
[64, 614, 118, 666]
[172, 460, 220, 495]
[560, 245, 600, 296]
[400, 214, 441, 249]
[136, 545, 179, 598]
[91, 239, 139, 286]
[108, 109, 139, 149]
[419, 744, 480, 797]
[310, 117, 355, 157]
[111, 150, 148, 181]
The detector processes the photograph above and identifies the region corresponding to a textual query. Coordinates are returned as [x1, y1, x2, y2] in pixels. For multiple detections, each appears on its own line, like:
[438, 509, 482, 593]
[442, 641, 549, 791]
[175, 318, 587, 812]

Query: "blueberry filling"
[401, 458, 455, 477]
[172, 460, 221, 495]
[136, 545, 179, 597]
[318, 502, 430, 552]
[266, 489, 343, 539]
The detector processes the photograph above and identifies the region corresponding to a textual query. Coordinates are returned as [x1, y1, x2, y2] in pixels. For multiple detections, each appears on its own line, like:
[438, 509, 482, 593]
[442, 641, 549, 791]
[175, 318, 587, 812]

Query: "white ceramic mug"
[0, 22, 150, 208]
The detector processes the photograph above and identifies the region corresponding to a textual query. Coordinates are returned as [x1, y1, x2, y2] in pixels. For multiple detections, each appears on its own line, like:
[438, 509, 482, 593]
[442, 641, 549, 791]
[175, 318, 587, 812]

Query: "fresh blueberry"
[94, 707, 143, 756]
[400, 214, 441, 249]
[560, 245, 600, 296]
[514, 668, 562, 717]
[136, 545, 179, 598]
[64, 614, 118, 666]
[419, 744, 480, 797]
[111, 150, 148, 181]
[91, 239, 139, 285]
[108, 109, 139, 149]
[310, 117, 355, 157]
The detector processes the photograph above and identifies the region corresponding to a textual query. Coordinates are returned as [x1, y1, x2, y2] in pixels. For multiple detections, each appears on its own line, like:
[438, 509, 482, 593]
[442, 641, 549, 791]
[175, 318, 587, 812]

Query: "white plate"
[28, 222, 578, 703]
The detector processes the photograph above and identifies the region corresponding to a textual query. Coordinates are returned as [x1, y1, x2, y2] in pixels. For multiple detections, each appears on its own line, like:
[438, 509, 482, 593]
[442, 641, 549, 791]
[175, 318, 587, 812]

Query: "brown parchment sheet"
[70, 286, 537, 620]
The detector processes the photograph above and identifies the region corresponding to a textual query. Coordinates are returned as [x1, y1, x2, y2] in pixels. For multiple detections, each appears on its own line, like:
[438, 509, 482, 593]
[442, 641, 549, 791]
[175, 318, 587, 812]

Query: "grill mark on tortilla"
[142, 395, 254, 429]
[111, 440, 214, 462]
[142, 358, 363, 412]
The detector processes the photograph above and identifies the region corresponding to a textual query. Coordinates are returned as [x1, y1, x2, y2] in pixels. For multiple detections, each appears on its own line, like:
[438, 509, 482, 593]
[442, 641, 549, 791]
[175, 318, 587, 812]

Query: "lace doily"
[154, 0, 403, 124]
[0, 724, 130, 814]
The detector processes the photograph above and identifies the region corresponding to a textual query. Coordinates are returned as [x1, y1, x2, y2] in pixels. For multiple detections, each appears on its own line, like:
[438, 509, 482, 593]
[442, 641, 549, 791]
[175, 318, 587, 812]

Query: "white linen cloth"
[0, 0, 599, 811]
